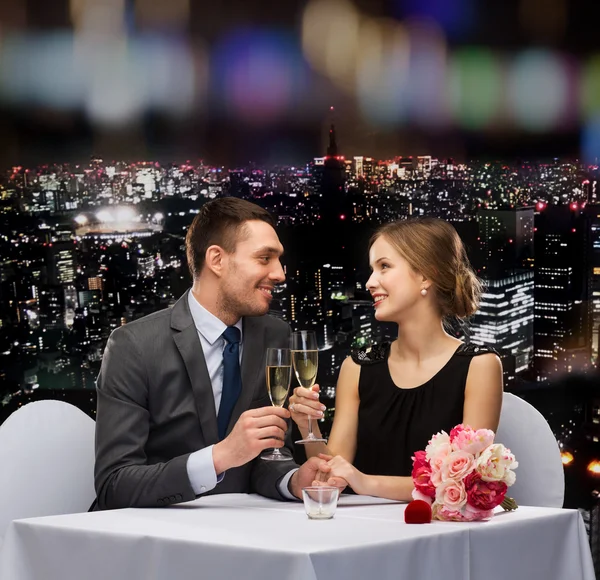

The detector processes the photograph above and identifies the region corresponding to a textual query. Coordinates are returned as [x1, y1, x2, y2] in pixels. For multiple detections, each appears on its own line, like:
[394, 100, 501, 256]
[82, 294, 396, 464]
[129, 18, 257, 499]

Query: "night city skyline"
[1, 142, 600, 398]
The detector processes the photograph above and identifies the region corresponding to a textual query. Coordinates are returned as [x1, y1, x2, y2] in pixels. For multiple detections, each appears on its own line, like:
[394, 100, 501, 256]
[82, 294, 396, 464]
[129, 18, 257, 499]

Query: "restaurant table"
[0, 494, 594, 580]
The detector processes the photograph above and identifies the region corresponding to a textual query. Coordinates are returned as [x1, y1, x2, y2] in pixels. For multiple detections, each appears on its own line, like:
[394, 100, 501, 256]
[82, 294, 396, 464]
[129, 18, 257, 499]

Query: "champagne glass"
[261, 348, 293, 461]
[291, 331, 327, 444]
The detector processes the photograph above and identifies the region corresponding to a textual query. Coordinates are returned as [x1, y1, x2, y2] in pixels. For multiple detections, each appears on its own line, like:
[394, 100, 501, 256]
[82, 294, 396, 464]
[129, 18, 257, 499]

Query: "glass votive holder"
[302, 486, 340, 520]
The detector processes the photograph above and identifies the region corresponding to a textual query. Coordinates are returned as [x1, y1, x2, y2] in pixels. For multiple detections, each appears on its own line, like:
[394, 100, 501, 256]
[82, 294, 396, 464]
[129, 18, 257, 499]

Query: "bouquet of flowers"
[410, 424, 518, 522]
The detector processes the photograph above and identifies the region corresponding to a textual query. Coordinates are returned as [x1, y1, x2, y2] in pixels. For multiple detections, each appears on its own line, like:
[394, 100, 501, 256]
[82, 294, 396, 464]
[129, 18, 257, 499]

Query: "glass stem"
[307, 415, 313, 438]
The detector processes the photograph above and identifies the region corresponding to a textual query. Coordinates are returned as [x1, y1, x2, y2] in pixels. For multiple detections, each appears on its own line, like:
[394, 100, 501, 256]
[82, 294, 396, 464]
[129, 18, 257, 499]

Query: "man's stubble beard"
[217, 264, 268, 320]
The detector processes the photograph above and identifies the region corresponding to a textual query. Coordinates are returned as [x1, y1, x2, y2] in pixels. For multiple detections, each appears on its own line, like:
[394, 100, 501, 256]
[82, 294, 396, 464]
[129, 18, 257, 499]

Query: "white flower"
[425, 431, 451, 462]
[476, 444, 518, 485]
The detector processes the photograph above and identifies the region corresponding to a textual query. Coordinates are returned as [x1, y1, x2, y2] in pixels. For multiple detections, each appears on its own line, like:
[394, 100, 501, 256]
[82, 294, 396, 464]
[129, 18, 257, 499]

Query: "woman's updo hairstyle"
[370, 217, 482, 319]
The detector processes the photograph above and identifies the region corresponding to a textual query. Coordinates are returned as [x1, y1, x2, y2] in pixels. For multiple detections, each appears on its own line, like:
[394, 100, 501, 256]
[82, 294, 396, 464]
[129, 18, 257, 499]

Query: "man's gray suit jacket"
[94, 289, 297, 510]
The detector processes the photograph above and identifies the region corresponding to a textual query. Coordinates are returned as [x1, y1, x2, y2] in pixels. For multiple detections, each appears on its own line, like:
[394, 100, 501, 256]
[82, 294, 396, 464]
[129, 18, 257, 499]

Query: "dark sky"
[0, 0, 597, 167]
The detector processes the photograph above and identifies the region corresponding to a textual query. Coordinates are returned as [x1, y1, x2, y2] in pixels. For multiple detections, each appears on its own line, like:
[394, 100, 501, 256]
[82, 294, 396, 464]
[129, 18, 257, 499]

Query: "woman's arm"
[326, 357, 361, 461]
[462, 353, 504, 431]
[318, 454, 415, 501]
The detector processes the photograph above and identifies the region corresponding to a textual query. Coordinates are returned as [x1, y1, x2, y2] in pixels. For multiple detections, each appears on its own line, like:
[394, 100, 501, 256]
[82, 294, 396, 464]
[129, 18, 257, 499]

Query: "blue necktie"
[217, 326, 242, 441]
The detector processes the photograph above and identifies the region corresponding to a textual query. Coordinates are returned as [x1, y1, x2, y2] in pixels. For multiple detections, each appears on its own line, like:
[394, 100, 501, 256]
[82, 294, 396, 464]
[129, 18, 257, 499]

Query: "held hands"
[314, 454, 367, 495]
[288, 384, 326, 429]
[289, 456, 348, 499]
[212, 407, 290, 474]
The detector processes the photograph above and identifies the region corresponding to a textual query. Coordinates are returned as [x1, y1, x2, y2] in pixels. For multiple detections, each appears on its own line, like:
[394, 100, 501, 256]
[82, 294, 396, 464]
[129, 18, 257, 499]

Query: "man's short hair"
[185, 197, 277, 279]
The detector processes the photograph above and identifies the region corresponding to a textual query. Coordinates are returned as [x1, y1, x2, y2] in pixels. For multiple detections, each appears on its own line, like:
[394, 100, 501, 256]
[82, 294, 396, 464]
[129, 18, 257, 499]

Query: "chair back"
[496, 392, 564, 508]
[0, 400, 96, 540]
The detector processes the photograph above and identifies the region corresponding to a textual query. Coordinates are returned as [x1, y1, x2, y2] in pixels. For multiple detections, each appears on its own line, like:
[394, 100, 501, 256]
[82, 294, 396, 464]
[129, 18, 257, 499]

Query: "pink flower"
[464, 503, 494, 521]
[466, 475, 508, 511]
[453, 427, 495, 456]
[430, 466, 443, 486]
[432, 503, 465, 522]
[472, 429, 495, 454]
[449, 424, 467, 442]
[440, 450, 476, 482]
[432, 502, 493, 522]
[428, 444, 452, 486]
[411, 451, 436, 498]
[435, 479, 467, 510]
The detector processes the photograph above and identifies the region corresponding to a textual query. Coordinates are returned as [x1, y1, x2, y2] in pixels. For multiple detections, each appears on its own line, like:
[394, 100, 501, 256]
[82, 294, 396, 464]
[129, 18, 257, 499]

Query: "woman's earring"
[420, 288, 428, 296]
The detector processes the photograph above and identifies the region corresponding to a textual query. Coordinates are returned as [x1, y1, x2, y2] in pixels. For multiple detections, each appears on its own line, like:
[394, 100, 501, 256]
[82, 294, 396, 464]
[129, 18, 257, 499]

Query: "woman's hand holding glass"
[290, 330, 326, 444]
[288, 384, 327, 431]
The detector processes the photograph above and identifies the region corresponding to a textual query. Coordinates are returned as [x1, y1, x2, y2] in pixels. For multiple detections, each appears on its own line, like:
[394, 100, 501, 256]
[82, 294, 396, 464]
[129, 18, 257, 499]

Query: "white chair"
[495, 392, 564, 508]
[0, 400, 96, 542]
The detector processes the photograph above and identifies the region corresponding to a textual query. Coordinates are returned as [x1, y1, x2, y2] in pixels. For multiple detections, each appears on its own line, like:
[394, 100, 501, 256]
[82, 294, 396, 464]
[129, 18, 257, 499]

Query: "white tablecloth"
[0, 494, 594, 580]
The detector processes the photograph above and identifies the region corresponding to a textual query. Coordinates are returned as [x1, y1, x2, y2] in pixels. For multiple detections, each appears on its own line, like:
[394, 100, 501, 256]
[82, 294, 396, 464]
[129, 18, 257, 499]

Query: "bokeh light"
[508, 50, 570, 132]
[302, 0, 361, 92]
[448, 47, 503, 130]
[356, 18, 410, 126]
[81, 39, 144, 125]
[70, 0, 126, 36]
[399, 0, 475, 39]
[130, 35, 197, 117]
[581, 54, 600, 123]
[405, 18, 449, 128]
[587, 459, 600, 476]
[560, 451, 574, 466]
[0, 33, 82, 109]
[213, 30, 304, 124]
[581, 116, 600, 165]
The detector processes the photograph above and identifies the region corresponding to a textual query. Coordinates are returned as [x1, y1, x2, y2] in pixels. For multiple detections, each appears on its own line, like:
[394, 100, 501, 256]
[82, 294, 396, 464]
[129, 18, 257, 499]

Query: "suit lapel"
[227, 316, 266, 436]
[171, 292, 220, 446]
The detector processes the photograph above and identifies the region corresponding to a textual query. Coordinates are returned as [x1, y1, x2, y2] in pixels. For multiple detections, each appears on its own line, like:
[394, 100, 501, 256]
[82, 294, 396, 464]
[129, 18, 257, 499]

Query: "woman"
[288, 218, 503, 501]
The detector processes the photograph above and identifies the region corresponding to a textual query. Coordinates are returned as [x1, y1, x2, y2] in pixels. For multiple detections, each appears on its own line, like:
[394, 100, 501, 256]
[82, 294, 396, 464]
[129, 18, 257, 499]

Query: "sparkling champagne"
[292, 350, 318, 388]
[267, 365, 292, 407]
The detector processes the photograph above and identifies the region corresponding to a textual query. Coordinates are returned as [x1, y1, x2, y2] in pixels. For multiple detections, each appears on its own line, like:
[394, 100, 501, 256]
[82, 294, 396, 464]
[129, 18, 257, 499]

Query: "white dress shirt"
[185, 291, 296, 498]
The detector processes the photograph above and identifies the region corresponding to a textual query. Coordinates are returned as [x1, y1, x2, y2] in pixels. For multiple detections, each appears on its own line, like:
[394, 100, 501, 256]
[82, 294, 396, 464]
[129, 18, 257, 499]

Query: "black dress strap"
[350, 342, 390, 365]
[455, 343, 500, 357]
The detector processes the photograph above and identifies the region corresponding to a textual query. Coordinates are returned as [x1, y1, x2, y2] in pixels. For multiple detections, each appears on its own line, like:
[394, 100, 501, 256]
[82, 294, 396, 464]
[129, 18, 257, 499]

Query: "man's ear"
[205, 245, 225, 276]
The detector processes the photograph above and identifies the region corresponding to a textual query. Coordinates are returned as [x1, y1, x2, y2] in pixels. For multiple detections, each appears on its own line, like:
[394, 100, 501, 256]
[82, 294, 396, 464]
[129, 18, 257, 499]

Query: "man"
[94, 197, 329, 510]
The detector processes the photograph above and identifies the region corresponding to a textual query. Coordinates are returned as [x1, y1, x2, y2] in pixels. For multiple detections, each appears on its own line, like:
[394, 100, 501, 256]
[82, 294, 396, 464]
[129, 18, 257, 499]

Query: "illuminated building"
[88, 277, 103, 292]
[45, 242, 76, 286]
[469, 272, 535, 385]
[586, 205, 600, 362]
[137, 255, 155, 278]
[534, 204, 591, 377]
[38, 286, 65, 332]
[477, 207, 535, 278]
[472, 208, 535, 386]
